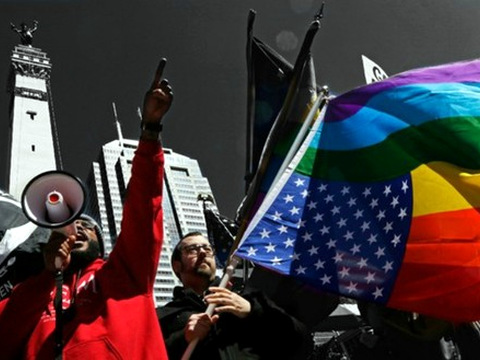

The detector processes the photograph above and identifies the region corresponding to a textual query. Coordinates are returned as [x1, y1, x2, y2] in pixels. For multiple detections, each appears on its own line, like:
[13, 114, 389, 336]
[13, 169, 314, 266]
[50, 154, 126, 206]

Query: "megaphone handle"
[54, 270, 64, 359]
[54, 257, 63, 271]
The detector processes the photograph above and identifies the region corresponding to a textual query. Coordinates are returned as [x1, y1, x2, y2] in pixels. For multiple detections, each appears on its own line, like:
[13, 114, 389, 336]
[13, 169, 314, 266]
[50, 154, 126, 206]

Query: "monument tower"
[6, 21, 61, 200]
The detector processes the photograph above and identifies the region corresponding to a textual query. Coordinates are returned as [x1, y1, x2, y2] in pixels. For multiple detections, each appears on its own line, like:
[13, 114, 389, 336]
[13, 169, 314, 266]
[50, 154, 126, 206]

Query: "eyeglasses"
[181, 244, 215, 256]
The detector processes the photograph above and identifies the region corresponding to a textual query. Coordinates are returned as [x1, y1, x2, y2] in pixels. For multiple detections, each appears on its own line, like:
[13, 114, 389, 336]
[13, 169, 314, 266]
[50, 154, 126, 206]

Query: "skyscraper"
[85, 119, 217, 306]
[6, 43, 61, 200]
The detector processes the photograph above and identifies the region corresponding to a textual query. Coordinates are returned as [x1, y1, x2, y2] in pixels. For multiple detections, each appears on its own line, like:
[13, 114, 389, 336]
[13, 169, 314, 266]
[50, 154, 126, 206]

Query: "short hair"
[171, 231, 204, 263]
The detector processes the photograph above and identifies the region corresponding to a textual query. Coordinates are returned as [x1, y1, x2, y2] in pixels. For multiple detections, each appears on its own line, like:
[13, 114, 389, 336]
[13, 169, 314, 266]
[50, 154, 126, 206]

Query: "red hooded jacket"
[0, 140, 168, 359]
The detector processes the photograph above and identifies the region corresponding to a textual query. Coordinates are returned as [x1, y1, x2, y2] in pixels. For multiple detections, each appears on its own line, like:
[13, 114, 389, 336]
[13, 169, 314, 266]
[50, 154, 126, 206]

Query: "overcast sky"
[0, 0, 479, 218]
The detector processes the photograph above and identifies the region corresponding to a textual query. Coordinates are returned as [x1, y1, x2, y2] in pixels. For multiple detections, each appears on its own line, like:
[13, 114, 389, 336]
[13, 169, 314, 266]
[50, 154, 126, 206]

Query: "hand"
[43, 232, 76, 272]
[142, 58, 173, 127]
[184, 312, 219, 343]
[204, 287, 252, 319]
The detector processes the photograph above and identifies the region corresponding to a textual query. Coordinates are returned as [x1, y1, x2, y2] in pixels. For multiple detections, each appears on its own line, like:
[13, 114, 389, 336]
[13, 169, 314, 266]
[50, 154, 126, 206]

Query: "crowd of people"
[0, 57, 480, 360]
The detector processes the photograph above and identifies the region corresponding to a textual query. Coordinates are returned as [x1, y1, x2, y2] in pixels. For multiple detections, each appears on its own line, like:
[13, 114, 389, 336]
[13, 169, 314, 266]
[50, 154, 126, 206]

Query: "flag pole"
[236, 93, 329, 248]
[269, 86, 329, 188]
[231, 89, 328, 253]
[236, 18, 321, 224]
[183, 11, 324, 360]
[183, 196, 240, 359]
[182, 60, 327, 360]
[314, 2, 326, 22]
[180, 256, 240, 360]
[200, 100, 329, 341]
[245, 9, 256, 194]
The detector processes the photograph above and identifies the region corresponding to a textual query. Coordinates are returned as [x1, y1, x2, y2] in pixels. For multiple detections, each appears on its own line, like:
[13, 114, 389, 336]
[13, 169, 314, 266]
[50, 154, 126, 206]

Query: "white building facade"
[85, 137, 217, 306]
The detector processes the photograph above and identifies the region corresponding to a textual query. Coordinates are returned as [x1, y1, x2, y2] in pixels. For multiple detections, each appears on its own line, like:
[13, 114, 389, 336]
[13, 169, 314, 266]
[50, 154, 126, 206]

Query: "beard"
[194, 261, 216, 281]
[67, 240, 101, 273]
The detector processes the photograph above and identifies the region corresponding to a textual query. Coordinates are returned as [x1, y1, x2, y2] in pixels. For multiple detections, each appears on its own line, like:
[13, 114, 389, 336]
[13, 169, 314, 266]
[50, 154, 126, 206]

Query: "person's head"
[68, 214, 104, 271]
[171, 232, 216, 294]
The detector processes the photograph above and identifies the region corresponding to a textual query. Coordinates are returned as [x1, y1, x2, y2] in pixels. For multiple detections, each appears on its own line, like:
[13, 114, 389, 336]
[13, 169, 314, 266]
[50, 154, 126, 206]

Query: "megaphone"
[22, 171, 86, 342]
[21, 170, 86, 234]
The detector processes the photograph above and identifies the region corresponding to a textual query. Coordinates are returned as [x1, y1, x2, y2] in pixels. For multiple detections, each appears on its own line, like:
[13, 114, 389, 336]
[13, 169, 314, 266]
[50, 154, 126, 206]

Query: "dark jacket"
[157, 281, 313, 360]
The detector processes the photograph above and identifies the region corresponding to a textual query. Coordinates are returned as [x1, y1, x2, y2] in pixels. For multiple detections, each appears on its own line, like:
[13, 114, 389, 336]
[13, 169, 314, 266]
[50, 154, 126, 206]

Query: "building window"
[26, 111, 37, 120]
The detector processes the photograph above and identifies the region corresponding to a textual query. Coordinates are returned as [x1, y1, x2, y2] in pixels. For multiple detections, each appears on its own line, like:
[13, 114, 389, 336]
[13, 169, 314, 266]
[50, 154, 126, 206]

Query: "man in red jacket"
[0, 58, 172, 359]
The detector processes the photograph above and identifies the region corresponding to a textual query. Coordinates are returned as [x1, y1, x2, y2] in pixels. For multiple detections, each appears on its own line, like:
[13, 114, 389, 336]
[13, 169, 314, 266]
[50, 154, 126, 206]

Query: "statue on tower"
[10, 20, 38, 46]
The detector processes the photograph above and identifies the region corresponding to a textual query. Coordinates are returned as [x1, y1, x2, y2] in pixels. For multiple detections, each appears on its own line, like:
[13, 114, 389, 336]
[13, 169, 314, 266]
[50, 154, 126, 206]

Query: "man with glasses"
[158, 232, 313, 359]
[0, 59, 172, 359]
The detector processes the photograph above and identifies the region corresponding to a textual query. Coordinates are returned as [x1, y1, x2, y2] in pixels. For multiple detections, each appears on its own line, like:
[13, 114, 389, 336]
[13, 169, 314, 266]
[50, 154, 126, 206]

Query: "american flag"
[235, 172, 413, 304]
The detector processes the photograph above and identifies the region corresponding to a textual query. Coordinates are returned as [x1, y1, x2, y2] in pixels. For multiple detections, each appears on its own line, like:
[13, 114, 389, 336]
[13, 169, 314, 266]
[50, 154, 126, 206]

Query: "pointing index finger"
[151, 58, 167, 90]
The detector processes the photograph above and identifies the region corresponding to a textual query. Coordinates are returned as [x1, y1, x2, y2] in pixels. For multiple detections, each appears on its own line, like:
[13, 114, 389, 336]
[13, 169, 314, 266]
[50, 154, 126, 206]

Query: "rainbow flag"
[234, 58, 480, 322]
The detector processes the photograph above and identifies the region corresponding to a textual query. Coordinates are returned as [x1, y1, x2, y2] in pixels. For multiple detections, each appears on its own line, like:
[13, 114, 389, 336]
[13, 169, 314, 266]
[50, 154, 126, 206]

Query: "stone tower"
[6, 29, 61, 200]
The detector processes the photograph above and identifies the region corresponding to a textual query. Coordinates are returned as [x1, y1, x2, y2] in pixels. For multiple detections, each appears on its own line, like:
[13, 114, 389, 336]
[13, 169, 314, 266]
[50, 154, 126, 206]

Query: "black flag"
[0, 191, 49, 299]
[204, 205, 238, 269]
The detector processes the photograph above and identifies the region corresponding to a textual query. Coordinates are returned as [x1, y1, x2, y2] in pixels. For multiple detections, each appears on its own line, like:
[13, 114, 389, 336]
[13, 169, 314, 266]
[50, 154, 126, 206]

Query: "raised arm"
[99, 58, 173, 296]
[140, 58, 173, 141]
[10, 23, 20, 33]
